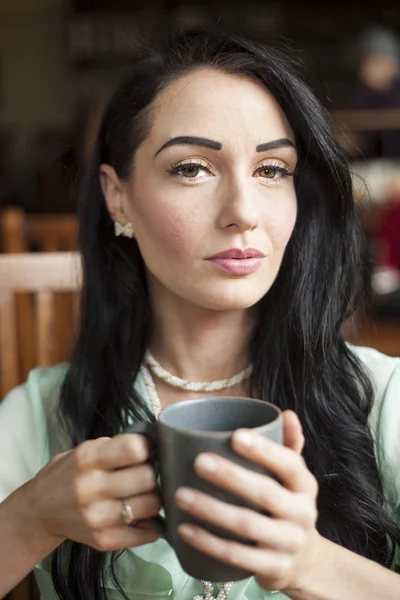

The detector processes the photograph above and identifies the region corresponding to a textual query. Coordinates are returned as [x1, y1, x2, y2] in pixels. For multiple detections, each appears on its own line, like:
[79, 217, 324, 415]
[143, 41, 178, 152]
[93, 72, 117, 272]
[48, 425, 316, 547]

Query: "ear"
[99, 163, 129, 224]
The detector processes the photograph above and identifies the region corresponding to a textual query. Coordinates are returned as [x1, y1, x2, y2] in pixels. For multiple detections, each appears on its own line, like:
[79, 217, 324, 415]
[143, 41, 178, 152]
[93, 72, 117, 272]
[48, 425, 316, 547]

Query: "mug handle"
[124, 421, 171, 545]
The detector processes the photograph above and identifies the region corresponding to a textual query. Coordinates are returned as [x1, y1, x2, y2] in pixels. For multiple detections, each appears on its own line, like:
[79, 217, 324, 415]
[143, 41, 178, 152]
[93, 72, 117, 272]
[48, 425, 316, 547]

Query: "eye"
[180, 165, 202, 178]
[257, 165, 289, 179]
[167, 161, 212, 180]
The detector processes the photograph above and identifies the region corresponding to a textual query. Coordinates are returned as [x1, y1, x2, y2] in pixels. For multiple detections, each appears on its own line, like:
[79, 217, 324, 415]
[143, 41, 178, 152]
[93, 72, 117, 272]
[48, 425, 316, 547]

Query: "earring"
[114, 221, 134, 238]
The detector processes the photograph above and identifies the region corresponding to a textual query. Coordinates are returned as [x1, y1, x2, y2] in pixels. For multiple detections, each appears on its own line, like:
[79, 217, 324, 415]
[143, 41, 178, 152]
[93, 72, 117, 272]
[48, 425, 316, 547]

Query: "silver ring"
[121, 500, 135, 526]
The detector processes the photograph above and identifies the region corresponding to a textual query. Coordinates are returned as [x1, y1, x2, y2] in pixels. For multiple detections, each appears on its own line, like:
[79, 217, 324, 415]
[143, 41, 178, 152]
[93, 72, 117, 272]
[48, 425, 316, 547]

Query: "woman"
[0, 30, 399, 600]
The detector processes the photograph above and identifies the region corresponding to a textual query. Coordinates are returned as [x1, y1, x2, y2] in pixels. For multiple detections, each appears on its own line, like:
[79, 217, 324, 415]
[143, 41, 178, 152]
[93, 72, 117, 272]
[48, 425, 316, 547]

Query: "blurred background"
[1, 0, 400, 358]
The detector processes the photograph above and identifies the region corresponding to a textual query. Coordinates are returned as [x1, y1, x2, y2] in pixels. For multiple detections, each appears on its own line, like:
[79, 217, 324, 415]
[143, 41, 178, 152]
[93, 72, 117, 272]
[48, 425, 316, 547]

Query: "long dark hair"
[52, 30, 400, 599]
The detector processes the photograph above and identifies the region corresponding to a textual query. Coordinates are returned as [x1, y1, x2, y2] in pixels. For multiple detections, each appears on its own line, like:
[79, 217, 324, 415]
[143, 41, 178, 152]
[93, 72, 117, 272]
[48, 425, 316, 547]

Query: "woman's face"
[114, 68, 297, 311]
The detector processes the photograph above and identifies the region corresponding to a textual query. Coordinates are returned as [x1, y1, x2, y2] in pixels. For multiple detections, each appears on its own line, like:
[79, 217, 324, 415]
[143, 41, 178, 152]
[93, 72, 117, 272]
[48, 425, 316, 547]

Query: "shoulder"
[349, 344, 400, 510]
[347, 343, 399, 435]
[347, 342, 399, 374]
[1, 363, 72, 456]
[348, 343, 400, 396]
[2, 363, 69, 418]
[23, 362, 70, 410]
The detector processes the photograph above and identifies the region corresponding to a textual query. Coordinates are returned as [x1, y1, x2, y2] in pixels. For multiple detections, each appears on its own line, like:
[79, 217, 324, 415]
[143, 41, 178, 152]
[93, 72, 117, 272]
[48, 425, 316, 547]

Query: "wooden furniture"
[0, 208, 79, 384]
[0, 206, 78, 253]
[0, 252, 81, 399]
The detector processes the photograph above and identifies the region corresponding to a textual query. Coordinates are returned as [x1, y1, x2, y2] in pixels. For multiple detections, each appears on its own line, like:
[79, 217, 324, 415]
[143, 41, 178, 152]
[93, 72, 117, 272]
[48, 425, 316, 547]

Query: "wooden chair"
[0, 252, 81, 600]
[0, 208, 79, 384]
[0, 252, 81, 398]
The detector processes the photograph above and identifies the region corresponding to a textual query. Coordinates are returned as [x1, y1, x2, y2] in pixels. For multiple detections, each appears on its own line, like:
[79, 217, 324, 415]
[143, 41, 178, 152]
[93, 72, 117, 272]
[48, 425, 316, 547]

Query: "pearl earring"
[114, 221, 134, 238]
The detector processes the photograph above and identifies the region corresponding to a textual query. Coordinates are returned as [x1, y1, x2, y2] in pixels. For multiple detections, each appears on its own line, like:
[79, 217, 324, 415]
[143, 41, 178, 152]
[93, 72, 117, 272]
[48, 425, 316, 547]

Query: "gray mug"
[125, 396, 282, 582]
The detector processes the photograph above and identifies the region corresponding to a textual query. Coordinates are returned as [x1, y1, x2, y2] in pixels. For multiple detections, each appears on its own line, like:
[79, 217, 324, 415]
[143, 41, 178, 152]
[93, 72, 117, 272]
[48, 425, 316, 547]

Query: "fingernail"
[178, 524, 195, 538]
[234, 430, 254, 447]
[195, 454, 217, 472]
[176, 488, 196, 505]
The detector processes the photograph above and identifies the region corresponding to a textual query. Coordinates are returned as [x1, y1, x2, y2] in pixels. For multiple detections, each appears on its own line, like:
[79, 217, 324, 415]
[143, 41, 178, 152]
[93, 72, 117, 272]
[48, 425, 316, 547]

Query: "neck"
[148, 292, 256, 383]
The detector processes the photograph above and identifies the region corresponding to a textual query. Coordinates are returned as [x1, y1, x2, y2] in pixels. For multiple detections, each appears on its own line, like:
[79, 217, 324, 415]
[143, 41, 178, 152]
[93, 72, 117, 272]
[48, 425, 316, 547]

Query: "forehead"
[149, 68, 294, 147]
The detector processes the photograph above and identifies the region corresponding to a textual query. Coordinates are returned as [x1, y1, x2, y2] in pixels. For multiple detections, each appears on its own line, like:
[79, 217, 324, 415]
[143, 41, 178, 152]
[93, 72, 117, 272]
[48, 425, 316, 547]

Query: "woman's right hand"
[25, 434, 162, 552]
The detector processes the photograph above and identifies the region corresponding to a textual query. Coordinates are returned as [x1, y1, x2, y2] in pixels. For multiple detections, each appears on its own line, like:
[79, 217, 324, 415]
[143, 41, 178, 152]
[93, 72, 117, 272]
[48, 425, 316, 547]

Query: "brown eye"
[259, 166, 278, 179]
[168, 161, 212, 179]
[180, 165, 200, 178]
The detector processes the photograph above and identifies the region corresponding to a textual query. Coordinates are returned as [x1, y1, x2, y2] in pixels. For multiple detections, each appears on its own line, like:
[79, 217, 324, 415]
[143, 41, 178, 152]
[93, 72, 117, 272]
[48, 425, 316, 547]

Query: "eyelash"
[166, 161, 295, 185]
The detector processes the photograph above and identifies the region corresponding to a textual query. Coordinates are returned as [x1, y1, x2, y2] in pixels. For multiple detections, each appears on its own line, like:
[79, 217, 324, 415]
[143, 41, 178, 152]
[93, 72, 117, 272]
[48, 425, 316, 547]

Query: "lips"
[205, 248, 266, 275]
[206, 248, 265, 260]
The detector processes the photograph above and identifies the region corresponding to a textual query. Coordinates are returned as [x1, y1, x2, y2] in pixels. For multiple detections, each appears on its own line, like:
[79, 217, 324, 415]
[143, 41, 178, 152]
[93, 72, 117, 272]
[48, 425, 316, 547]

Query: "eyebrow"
[256, 138, 296, 152]
[154, 135, 296, 158]
[154, 136, 222, 157]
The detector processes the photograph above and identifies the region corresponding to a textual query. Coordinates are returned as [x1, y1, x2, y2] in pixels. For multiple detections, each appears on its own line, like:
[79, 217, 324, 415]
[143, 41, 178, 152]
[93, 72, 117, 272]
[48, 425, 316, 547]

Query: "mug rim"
[158, 396, 282, 436]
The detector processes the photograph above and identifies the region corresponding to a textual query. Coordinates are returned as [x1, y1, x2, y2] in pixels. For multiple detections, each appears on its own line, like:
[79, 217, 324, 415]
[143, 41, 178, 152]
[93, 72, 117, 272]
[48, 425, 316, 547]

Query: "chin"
[193, 283, 271, 312]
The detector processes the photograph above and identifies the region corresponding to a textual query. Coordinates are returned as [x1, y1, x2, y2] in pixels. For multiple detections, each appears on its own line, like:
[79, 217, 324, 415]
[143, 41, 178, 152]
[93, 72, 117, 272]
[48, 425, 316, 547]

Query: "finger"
[116, 491, 162, 524]
[81, 464, 158, 501]
[76, 434, 152, 471]
[52, 449, 74, 462]
[107, 464, 158, 497]
[282, 411, 304, 454]
[230, 430, 317, 493]
[194, 453, 317, 526]
[175, 487, 306, 553]
[89, 523, 160, 552]
[178, 523, 291, 583]
[51, 438, 110, 466]
[83, 492, 162, 529]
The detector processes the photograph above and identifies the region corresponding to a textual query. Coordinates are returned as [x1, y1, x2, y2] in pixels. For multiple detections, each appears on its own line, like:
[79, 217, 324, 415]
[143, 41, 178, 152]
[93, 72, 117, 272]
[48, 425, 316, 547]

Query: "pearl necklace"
[140, 362, 234, 600]
[144, 350, 252, 392]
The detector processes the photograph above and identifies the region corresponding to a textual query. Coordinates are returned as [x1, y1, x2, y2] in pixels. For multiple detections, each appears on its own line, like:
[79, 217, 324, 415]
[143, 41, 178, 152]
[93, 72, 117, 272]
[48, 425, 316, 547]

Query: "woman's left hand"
[175, 410, 321, 593]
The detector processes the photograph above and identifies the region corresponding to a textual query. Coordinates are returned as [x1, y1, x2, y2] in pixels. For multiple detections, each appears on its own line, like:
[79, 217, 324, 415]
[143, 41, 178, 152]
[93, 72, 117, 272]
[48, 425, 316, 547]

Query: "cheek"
[138, 203, 203, 255]
[267, 193, 297, 251]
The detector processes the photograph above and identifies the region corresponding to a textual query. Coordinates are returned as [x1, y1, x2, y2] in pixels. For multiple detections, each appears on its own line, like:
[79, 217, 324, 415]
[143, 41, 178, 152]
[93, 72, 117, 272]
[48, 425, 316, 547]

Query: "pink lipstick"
[205, 248, 265, 275]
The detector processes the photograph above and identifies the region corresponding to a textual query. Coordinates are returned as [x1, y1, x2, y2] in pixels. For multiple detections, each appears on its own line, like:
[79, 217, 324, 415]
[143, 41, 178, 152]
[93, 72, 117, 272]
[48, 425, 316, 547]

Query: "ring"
[121, 500, 135, 526]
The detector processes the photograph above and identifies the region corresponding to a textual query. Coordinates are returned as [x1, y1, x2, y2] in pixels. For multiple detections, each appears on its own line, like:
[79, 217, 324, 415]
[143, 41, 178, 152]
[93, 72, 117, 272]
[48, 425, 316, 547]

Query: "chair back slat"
[0, 252, 81, 398]
[36, 291, 54, 366]
[0, 253, 81, 292]
[0, 291, 19, 398]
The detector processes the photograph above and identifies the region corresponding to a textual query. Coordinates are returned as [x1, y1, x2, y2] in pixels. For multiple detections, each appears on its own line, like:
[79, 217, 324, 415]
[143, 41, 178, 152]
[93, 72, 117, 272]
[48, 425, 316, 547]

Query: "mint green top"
[0, 345, 399, 599]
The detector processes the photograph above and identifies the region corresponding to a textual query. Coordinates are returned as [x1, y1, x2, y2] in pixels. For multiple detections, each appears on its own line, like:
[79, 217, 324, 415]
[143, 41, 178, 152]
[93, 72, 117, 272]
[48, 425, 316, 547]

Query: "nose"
[217, 177, 259, 232]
